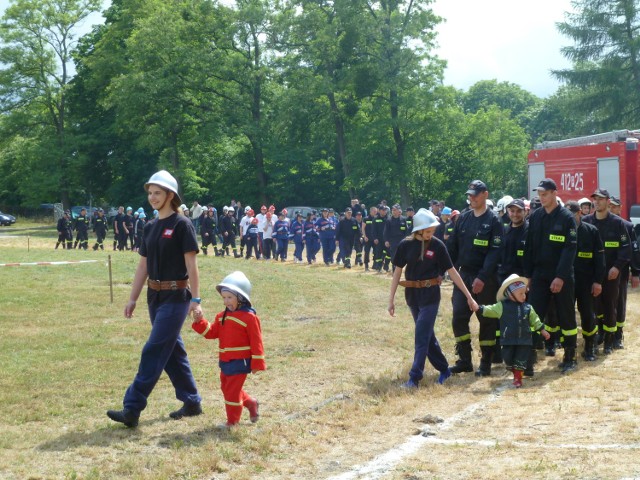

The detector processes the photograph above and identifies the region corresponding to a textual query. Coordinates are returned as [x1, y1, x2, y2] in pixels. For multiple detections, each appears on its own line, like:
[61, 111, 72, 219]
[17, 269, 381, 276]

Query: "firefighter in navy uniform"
[125, 207, 135, 250]
[73, 207, 90, 250]
[383, 204, 408, 272]
[200, 208, 219, 256]
[609, 195, 640, 349]
[114, 206, 128, 251]
[582, 188, 631, 355]
[405, 207, 414, 234]
[362, 206, 378, 271]
[523, 179, 578, 373]
[56, 210, 73, 249]
[335, 208, 360, 269]
[566, 201, 605, 361]
[372, 206, 388, 272]
[221, 207, 241, 258]
[446, 180, 503, 376]
[353, 210, 364, 266]
[92, 208, 108, 250]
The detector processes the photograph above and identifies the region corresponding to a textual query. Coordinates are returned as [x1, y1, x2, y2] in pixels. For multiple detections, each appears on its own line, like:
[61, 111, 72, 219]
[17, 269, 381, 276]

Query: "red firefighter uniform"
[192, 307, 266, 425]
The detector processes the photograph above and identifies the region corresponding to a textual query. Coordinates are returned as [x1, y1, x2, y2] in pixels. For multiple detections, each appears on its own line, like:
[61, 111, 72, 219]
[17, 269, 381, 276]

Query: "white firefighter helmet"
[578, 197, 592, 206]
[245, 205, 251, 213]
[144, 170, 180, 202]
[486, 199, 494, 208]
[496, 195, 513, 212]
[223, 205, 229, 214]
[216, 271, 252, 305]
[411, 208, 440, 233]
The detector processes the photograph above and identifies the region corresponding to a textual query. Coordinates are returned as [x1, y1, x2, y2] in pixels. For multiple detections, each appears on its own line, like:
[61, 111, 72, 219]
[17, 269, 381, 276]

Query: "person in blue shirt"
[244, 217, 261, 260]
[291, 211, 305, 263]
[316, 208, 336, 265]
[304, 212, 320, 265]
[274, 211, 290, 262]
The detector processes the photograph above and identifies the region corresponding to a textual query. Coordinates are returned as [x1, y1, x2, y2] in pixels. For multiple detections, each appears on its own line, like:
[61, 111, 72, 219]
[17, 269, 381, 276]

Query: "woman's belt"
[147, 279, 189, 291]
[399, 278, 441, 288]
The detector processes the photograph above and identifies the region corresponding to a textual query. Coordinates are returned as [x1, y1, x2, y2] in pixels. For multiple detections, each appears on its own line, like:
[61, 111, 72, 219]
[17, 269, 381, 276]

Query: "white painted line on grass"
[0, 260, 99, 267]
[327, 386, 507, 480]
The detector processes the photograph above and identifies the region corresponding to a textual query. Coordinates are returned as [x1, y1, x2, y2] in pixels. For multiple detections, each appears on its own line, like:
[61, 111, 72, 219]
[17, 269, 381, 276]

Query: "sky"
[431, 0, 575, 98]
[0, 0, 575, 98]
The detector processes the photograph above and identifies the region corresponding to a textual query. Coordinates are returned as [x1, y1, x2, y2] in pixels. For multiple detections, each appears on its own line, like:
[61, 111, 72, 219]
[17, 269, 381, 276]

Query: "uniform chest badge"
[425, 250, 435, 258]
[162, 228, 174, 238]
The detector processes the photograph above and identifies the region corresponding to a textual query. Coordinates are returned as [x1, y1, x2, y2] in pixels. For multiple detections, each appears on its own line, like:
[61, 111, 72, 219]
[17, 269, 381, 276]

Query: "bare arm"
[388, 265, 403, 317]
[124, 256, 148, 318]
[185, 251, 203, 319]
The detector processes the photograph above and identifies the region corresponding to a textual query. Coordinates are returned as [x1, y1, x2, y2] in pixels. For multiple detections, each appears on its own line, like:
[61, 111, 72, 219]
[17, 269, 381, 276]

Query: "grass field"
[1, 224, 639, 480]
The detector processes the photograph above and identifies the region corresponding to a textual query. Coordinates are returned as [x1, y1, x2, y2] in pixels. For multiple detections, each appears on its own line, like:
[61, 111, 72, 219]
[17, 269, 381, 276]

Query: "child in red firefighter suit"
[191, 271, 265, 427]
[478, 274, 550, 388]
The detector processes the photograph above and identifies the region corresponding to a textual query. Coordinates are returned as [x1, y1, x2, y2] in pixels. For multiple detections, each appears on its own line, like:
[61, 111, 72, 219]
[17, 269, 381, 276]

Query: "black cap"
[344, 207, 352, 213]
[466, 180, 488, 195]
[355, 210, 362, 216]
[566, 200, 580, 213]
[406, 206, 414, 212]
[506, 198, 525, 210]
[533, 178, 557, 191]
[610, 195, 621, 206]
[392, 203, 402, 211]
[321, 207, 328, 212]
[328, 208, 334, 212]
[530, 196, 541, 209]
[429, 199, 440, 205]
[591, 188, 610, 199]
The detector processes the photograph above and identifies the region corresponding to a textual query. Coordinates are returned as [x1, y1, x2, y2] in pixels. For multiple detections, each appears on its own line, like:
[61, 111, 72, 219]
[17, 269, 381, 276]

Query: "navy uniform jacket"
[574, 220, 606, 285]
[523, 204, 577, 282]
[384, 215, 408, 245]
[336, 217, 360, 246]
[582, 212, 630, 271]
[498, 221, 528, 279]
[447, 207, 503, 283]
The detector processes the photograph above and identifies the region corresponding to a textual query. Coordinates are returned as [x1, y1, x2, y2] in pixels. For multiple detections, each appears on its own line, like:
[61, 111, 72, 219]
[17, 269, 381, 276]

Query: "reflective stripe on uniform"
[604, 241, 620, 248]
[549, 234, 565, 242]
[603, 325, 617, 333]
[561, 328, 578, 336]
[577, 252, 593, 258]
[582, 326, 598, 337]
[479, 339, 496, 347]
[225, 400, 243, 406]
[455, 333, 472, 342]
[219, 346, 251, 353]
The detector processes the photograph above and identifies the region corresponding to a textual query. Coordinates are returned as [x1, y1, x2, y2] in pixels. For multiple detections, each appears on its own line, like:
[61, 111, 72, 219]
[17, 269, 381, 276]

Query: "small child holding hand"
[478, 274, 550, 387]
[192, 271, 265, 427]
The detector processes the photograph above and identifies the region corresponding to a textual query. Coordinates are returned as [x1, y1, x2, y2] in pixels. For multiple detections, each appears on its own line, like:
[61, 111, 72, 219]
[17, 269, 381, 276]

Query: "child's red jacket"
[192, 307, 266, 371]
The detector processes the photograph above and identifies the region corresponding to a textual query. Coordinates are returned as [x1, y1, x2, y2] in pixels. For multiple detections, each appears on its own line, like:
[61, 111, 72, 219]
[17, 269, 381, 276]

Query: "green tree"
[555, 0, 640, 129]
[0, 0, 102, 208]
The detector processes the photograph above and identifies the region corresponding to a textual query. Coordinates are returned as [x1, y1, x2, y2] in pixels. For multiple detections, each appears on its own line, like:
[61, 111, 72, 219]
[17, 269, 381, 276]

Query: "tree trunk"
[390, 89, 411, 207]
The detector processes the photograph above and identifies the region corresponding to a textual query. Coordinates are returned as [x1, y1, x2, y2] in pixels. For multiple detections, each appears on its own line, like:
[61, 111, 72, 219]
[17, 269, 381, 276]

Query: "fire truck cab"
[528, 130, 640, 229]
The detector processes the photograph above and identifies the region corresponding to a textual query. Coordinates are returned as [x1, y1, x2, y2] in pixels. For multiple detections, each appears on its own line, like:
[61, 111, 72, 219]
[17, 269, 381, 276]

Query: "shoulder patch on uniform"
[493, 236, 502, 245]
[622, 234, 628, 242]
[569, 229, 577, 237]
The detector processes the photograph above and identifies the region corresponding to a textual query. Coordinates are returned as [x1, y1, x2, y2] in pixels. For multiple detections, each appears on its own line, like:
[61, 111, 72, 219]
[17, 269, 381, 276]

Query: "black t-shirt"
[140, 213, 199, 302]
[393, 236, 453, 306]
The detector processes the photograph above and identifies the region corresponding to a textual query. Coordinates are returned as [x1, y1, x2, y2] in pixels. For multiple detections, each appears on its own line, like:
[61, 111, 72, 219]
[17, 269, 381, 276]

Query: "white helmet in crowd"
[228, 207, 235, 214]
[245, 205, 251, 213]
[216, 271, 252, 306]
[578, 197, 592, 206]
[411, 208, 440, 233]
[223, 205, 229, 214]
[486, 199, 494, 208]
[496, 195, 513, 213]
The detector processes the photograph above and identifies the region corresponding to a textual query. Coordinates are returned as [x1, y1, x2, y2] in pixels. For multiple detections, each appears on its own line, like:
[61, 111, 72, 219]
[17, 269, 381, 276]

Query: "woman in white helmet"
[107, 170, 204, 427]
[388, 208, 479, 388]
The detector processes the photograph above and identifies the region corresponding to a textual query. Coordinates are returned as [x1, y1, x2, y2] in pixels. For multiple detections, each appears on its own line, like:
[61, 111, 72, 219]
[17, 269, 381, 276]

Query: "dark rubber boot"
[475, 346, 493, 377]
[561, 348, 577, 373]
[603, 333, 614, 355]
[169, 403, 203, 420]
[107, 408, 139, 428]
[613, 329, 624, 350]
[582, 337, 596, 361]
[449, 341, 473, 374]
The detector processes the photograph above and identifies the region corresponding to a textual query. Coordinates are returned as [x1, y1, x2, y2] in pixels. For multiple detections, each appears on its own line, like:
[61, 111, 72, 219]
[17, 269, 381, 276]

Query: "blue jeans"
[123, 299, 201, 413]
[408, 303, 449, 381]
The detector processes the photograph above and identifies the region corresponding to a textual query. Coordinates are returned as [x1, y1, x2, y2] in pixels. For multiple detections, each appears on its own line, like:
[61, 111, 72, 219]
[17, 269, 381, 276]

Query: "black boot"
[345, 259, 351, 269]
[169, 402, 203, 420]
[233, 250, 242, 258]
[449, 341, 473, 374]
[582, 337, 596, 361]
[603, 332, 614, 355]
[202, 246, 208, 255]
[214, 247, 221, 256]
[492, 337, 503, 364]
[613, 329, 624, 349]
[561, 348, 577, 373]
[524, 349, 537, 377]
[544, 333, 557, 357]
[475, 346, 493, 377]
[107, 408, 139, 427]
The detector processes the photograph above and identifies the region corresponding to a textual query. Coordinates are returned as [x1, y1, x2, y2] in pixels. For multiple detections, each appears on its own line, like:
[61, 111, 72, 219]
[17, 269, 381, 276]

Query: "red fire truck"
[528, 130, 640, 227]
